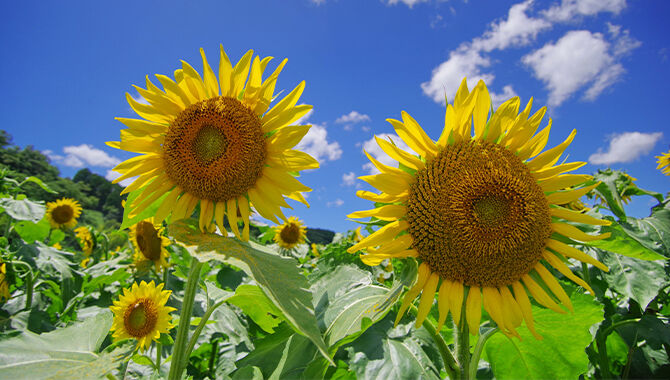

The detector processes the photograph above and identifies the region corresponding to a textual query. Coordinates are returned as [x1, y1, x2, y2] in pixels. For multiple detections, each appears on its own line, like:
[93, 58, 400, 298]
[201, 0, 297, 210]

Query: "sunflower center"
[135, 221, 162, 261]
[123, 298, 158, 338]
[163, 96, 266, 202]
[280, 223, 301, 245]
[405, 140, 552, 287]
[52, 205, 74, 224]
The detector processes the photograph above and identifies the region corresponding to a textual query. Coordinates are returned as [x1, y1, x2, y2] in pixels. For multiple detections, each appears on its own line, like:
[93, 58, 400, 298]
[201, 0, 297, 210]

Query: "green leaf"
[14, 218, 51, 243]
[618, 199, 670, 257]
[17, 241, 74, 280]
[20, 176, 57, 194]
[49, 228, 66, 244]
[0, 311, 124, 379]
[227, 284, 284, 333]
[345, 316, 441, 380]
[0, 197, 45, 222]
[119, 183, 168, 229]
[590, 169, 663, 221]
[231, 366, 264, 380]
[596, 249, 669, 309]
[312, 262, 417, 349]
[169, 219, 333, 365]
[485, 289, 603, 380]
[588, 217, 666, 261]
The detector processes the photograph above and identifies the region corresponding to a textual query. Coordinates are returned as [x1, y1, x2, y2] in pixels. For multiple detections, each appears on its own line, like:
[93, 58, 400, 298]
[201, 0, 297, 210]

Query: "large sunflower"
[129, 219, 170, 272]
[107, 46, 318, 239]
[656, 150, 670, 176]
[45, 198, 82, 229]
[273, 216, 307, 249]
[348, 79, 611, 339]
[110, 281, 175, 351]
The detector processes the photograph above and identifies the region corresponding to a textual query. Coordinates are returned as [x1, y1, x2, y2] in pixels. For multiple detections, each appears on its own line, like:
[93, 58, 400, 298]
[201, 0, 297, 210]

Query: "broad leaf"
[227, 284, 284, 333]
[17, 241, 74, 280]
[14, 218, 50, 243]
[170, 219, 332, 364]
[588, 217, 666, 261]
[0, 311, 124, 379]
[20, 176, 57, 194]
[485, 289, 603, 380]
[596, 250, 669, 309]
[0, 197, 45, 222]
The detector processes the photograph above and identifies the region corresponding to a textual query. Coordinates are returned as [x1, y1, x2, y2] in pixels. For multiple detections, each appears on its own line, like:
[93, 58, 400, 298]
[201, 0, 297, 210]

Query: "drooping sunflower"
[348, 79, 611, 339]
[45, 198, 82, 229]
[110, 281, 175, 351]
[273, 216, 307, 249]
[75, 226, 94, 255]
[656, 150, 670, 176]
[129, 219, 170, 272]
[107, 46, 318, 239]
[0, 263, 10, 302]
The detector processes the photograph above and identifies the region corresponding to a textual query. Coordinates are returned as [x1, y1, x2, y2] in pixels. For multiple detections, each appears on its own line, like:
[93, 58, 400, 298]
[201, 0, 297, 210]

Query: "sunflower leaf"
[169, 219, 334, 365]
[0, 197, 45, 222]
[484, 289, 603, 380]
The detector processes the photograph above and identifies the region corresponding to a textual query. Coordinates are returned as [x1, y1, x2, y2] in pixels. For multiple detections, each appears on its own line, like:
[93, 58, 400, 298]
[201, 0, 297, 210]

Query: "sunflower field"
[1, 46, 669, 380]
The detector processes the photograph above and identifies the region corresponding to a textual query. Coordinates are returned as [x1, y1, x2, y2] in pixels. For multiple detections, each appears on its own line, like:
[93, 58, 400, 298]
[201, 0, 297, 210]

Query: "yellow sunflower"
[311, 243, 321, 257]
[45, 198, 82, 229]
[0, 263, 10, 302]
[348, 79, 611, 339]
[110, 281, 175, 351]
[129, 219, 170, 272]
[107, 46, 318, 239]
[273, 216, 307, 249]
[75, 226, 94, 255]
[656, 150, 670, 176]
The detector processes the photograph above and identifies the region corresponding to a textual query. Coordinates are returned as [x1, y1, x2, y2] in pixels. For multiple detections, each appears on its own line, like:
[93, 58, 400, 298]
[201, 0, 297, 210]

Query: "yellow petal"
[549, 207, 611, 226]
[264, 81, 305, 121]
[155, 74, 193, 107]
[199, 199, 213, 232]
[363, 150, 415, 181]
[466, 286, 482, 335]
[348, 205, 407, 221]
[449, 281, 464, 326]
[527, 129, 577, 172]
[231, 50, 254, 98]
[358, 173, 410, 196]
[218, 44, 234, 97]
[415, 272, 440, 328]
[552, 222, 611, 243]
[472, 81, 491, 140]
[238, 196, 251, 241]
[200, 48, 220, 98]
[226, 198, 241, 239]
[539, 174, 591, 192]
[545, 238, 609, 271]
[543, 251, 594, 295]
[116, 117, 167, 135]
[511, 281, 542, 339]
[532, 161, 586, 181]
[499, 286, 523, 328]
[268, 149, 319, 171]
[534, 263, 573, 312]
[521, 274, 565, 314]
[125, 93, 172, 124]
[546, 182, 600, 205]
[267, 125, 312, 152]
[154, 188, 182, 224]
[395, 262, 431, 326]
[436, 280, 452, 331]
[262, 105, 313, 133]
[375, 136, 425, 170]
[347, 220, 409, 253]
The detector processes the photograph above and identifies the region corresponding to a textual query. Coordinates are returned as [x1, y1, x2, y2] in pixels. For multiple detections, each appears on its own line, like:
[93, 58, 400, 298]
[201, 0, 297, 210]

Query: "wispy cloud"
[342, 171, 356, 186]
[589, 132, 663, 165]
[384, 0, 429, 8]
[45, 144, 121, 168]
[327, 198, 344, 207]
[295, 123, 342, 163]
[336, 111, 371, 125]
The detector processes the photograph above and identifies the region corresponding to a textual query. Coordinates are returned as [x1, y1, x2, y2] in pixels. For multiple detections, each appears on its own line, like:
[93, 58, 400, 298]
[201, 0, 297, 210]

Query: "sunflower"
[273, 216, 307, 249]
[129, 219, 170, 272]
[110, 281, 175, 351]
[311, 243, 321, 257]
[347, 79, 611, 339]
[0, 263, 10, 302]
[656, 150, 670, 176]
[75, 226, 94, 255]
[45, 198, 82, 229]
[107, 46, 318, 240]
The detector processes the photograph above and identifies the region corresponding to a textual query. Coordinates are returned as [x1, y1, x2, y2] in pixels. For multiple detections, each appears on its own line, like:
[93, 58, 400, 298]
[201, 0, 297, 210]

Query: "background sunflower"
[273, 216, 307, 249]
[129, 219, 170, 273]
[45, 198, 82, 229]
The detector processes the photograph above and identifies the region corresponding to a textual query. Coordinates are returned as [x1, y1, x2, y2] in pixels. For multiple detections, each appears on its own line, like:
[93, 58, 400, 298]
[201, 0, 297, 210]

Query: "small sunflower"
[129, 219, 170, 272]
[0, 263, 10, 302]
[273, 216, 307, 249]
[656, 151, 670, 176]
[110, 281, 175, 351]
[75, 226, 94, 255]
[348, 79, 611, 339]
[46, 198, 82, 229]
[51, 242, 63, 250]
[311, 243, 321, 257]
[107, 46, 318, 239]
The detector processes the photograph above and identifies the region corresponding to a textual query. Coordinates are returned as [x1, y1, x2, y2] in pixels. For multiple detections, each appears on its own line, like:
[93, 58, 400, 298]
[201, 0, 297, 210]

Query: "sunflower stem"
[11, 261, 34, 309]
[455, 294, 471, 380]
[581, 262, 592, 290]
[184, 299, 227, 362]
[468, 327, 498, 379]
[596, 318, 641, 380]
[409, 304, 458, 379]
[156, 342, 162, 369]
[168, 256, 203, 380]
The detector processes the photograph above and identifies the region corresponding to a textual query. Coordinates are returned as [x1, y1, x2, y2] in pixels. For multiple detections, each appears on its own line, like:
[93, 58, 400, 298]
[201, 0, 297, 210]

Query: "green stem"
[11, 261, 34, 309]
[184, 299, 226, 361]
[167, 257, 203, 380]
[581, 262, 592, 291]
[208, 338, 219, 379]
[408, 305, 458, 379]
[596, 318, 641, 379]
[468, 328, 498, 379]
[455, 289, 471, 380]
[156, 342, 162, 369]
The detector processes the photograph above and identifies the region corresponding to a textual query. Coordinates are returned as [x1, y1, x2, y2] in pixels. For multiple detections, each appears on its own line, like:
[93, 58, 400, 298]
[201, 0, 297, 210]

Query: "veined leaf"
[0, 197, 45, 222]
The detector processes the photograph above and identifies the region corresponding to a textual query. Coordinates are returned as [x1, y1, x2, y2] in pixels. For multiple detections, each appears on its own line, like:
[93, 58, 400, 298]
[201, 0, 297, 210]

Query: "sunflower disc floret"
[347, 79, 612, 339]
[107, 46, 319, 239]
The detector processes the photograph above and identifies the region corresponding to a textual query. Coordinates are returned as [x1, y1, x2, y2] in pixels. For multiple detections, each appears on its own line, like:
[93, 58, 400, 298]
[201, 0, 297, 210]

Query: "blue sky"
[1, 0, 668, 233]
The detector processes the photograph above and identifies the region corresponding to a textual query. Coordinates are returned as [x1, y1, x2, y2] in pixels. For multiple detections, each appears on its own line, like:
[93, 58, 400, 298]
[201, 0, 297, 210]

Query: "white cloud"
[336, 111, 371, 124]
[45, 144, 121, 168]
[310, 0, 326, 5]
[327, 198, 344, 207]
[342, 172, 356, 186]
[543, 0, 626, 22]
[422, 0, 634, 107]
[589, 132, 663, 165]
[385, 0, 428, 8]
[295, 124, 342, 163]
[105, 170, 136, 187]
[522, 30, 633, 106]
[472, 1, 551, 52]
[362, 133, 412, 174]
